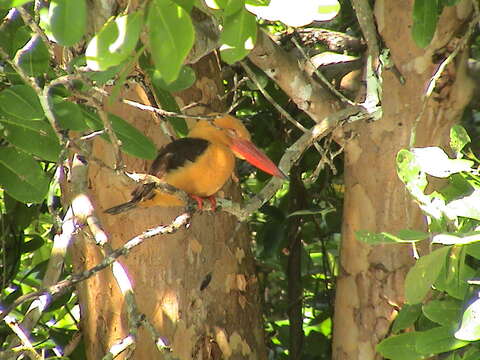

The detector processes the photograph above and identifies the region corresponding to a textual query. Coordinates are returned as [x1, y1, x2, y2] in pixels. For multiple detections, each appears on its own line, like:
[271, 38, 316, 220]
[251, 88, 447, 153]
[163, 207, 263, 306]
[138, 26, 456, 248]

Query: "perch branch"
[249, 30, 341, 123]
[220, 106, 368, 221]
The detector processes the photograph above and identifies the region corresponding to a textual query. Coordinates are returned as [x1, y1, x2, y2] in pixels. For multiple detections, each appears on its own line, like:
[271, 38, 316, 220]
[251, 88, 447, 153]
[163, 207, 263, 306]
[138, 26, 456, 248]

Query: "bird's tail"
[104, 183, 156, 215]
[104, 200, 139, 215]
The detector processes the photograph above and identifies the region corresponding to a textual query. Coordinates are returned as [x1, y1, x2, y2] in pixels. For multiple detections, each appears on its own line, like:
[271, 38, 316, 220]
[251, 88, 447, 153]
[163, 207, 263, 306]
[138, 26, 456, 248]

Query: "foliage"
[358, 125, 480, 360]
[411, 0, 461, 48]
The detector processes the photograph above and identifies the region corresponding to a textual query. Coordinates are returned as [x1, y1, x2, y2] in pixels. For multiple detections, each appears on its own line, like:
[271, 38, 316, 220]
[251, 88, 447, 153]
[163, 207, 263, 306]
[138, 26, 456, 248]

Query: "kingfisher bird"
[105, 114, 287, 214]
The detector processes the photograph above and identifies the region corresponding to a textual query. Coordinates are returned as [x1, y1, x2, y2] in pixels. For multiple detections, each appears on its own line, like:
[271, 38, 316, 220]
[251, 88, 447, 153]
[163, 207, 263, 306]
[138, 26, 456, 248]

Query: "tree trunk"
[332, 1, 473, 359]
[69, 55, 268, 359]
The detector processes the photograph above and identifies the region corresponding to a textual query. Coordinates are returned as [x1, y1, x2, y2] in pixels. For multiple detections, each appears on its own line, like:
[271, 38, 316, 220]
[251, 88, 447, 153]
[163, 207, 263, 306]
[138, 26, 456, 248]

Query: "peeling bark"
[332, 1, 473, 359]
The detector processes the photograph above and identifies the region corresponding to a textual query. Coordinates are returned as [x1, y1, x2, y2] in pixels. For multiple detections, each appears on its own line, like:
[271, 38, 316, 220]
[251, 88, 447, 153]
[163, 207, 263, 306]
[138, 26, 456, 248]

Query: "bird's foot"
[189, 195, 217, 211]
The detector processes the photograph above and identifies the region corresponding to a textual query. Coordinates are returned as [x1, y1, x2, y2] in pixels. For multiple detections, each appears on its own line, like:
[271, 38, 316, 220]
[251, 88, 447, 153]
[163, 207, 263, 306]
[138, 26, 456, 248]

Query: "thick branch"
[248, 30, 342, 123]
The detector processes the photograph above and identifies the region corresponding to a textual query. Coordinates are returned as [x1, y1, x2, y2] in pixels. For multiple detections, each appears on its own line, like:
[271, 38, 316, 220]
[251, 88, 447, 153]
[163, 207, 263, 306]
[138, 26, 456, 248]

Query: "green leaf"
[0, 147, 50, 203]
[422, 299, 462, 327]
[376, 332, 424, 360]
[356, 229, 428, 244]
[171, 0, 194, 10]
[0, 0, 32, 8]
[86, 11, 143, 71]
[0, 117, 61, 161]
[416, 326, 469, 354]
[149, 66, 196, 92]
[48, 0, 87, 46]
[434, 247, 472, 300]
[441, 0, 461, 6]
[287, 207, 335, 218]
[405, 246, 450, 304]
[439, 174, 474, 203]
[0, 85, 44, 121]
[22, 234, 45, 252]
[147, 0, 195, 83]
[396, 149, 427, 192]
[355, 230, 396, 244]
[466, 242, 480, 260]
[148, 81, 188, 137]
[208, 0, 245, 15]
[245, 0, 269, 5]
[392, 304, 422, 333]
[4, 193, 39, 230]
[16, 35, 50, 76]
[412, 0, 440, 48]
[397, 229, 431, 241]
[0, 18, 29, 58]
[220, 8, 257, 64]
[82, 109, 157, 159]
[52, 98, 88, 131]
[439, 247, 474, 300]
[450, 125, 470, 156]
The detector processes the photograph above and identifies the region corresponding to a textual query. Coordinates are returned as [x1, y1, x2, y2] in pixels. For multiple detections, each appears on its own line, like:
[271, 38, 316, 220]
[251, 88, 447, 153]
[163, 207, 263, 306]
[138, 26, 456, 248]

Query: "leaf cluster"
[358, 126, 480, 360]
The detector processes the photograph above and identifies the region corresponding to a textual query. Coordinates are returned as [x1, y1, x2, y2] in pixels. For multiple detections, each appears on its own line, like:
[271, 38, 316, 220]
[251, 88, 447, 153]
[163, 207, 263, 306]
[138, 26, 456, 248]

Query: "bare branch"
[220, 106, 368, 221]
[4, 316, 42, 360]
[248, 30, 341, 123]
[290, 37, 356, 106]
[351, 0, 380, 59]
[0, 213, 191, 323]
[17, 6, 56, 61]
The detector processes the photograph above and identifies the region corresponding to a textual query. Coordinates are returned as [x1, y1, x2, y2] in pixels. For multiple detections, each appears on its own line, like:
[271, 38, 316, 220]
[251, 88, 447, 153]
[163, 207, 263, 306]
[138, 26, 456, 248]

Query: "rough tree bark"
[69, 54, 267, 359]
[332, 1, 474, 359]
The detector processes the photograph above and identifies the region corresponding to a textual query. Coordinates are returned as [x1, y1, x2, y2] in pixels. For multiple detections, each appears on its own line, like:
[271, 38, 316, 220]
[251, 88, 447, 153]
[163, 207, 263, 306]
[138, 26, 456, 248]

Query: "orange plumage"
[105, 114, 286, 214]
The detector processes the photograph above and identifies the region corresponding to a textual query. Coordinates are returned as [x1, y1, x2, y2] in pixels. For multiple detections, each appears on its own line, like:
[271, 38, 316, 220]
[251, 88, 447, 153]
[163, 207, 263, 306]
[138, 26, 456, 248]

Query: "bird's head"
[189, 114, 288, 179]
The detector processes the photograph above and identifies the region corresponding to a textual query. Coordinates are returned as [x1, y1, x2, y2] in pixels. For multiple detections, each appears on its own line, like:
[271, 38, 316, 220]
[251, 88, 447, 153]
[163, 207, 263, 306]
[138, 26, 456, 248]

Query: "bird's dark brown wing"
[149, 137, 210, 177]
[104, 138, 210, 214]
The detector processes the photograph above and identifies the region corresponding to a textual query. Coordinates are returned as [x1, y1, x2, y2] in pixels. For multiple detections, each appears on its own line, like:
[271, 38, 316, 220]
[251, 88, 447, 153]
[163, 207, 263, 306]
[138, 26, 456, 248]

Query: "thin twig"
[102, 335, 135, 360]
[351, 0, 380, 59]
[121, 99, 220, 120]
[291, 37, 356, 106]
[222, 106, 367, 221]
[240, 61, 309, 133]
[17, 6, 56, 61]
[4, 316, 43, 360]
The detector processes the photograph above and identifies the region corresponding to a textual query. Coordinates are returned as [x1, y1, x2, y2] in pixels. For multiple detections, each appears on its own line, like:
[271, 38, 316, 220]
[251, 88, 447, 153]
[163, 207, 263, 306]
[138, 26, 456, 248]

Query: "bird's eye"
[226, 128, 237, 137]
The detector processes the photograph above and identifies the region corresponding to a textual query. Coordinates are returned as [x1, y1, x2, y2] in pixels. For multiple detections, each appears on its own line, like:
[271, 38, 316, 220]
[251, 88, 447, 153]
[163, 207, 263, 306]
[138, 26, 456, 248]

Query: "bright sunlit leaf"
[411, 147, 474, 178]
[0, 147, 50, 203]
[0, 0, 32, 8]
[86, 11, 143, 71]
[147, 0, 194, 83]
[0, 85, 44, 121]
[48, 0, 86, 46]
[246, 0, 340, 27]
[412, 0, 439, 48]
[450, 125, 471, 156]
[405, 246, 450, 304]
[456, 295, 480, 341]
[220, 7, 257, 64]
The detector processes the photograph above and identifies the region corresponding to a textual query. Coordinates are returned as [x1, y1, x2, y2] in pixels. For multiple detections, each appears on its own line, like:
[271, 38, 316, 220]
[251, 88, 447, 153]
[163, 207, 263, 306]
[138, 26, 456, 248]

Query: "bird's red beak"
[230, 138, 288, 179]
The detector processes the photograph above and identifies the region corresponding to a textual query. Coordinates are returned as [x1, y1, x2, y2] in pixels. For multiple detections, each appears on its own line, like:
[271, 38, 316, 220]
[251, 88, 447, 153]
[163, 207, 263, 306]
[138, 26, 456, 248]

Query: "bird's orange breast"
[137, 142, 235, 208]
